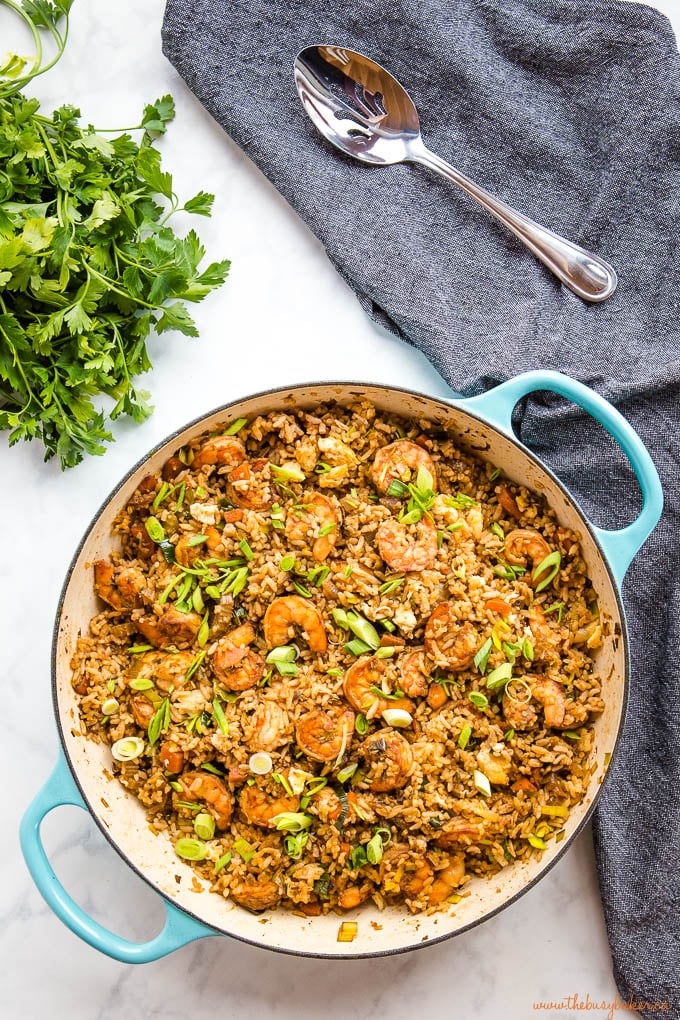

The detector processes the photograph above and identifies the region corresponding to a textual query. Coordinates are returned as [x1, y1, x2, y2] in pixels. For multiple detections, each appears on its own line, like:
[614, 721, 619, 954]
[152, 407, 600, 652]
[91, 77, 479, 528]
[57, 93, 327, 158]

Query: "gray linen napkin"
[162, 0, 680, 1008]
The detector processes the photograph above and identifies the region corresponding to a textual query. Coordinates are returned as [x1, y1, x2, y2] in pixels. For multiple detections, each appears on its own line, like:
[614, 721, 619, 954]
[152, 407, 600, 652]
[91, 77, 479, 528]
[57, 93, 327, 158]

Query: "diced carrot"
[486, 598, 511, 617]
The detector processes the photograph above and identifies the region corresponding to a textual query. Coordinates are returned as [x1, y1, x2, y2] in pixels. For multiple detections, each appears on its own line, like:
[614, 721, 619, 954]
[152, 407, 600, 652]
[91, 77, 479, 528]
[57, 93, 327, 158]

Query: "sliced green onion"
[314, 461, 332, 474]
[387, 479, 409, 498]
[533, 550, 562, 593]
[489, 521, 505, 541]
[469, 691, 489, 711]
[317, 522, 336, 537]
[152, 482, 170, 510]
[174, 838, 208, 861]
[332, 607, 351, 629]
[474, 769, 492, 797]
[248, 752, 273, 775]
[366, 832, 385, 864]
[187, 533, 208, 548]
[197, 612, 210, 648]
[450, 493, 478, 509]
[270, 462, 305, 482]
[279, 554, 295, 572]
[528, 834, 547, 850]
[349, 845, 368, 869]
[486, 662, 513, 691]
[378, 576, 404, 595]
[374, 646, 397, 659]
[326, 667, 343, 678]
[474, 637, 493, 675]
[272, 771, 294, 797]
[175, 482, 186, 511]
[128, 644, 154, 654]
[148, 697, 171, 745]
[144, 516, 166, 543]
[266, 645, 298, 663]
[194, 812, 216, 841]
[458, 723, 472, 750]
[307, 565, 330, 586]
[345, 611, 380, 650]
[224, 417, 247, 435]
[490, 467, 502, 481]
[355, 714, 369, 735]
[201, 762, 224, 776]
[344, 564, 353, 579]
[106, 678, 117, 694]
[563, 730, 582, 740]
[129, 677, 154, 691]
[215, 851, 232, 874]
[239, 539, 254, 561]
[336, 762, 358, 783]
[415, 465, 434, 491]
[284, 832, 309, 859]
[101, 697, 119, 716]
[292, 581, 313, 598]
[169, 780, 183, 793]
[212, 698, 229, 735]
[504, 729, 515, 741]
[270, 812, 312, 833]
[379, 619, 396, 633]
[111, 736, 145, 762]
[274, 661, 299, 677]
[544, 601, 565, 623]
[205, 585, 221, 600]
[436, 529, 444, 549]
[232, 837, 255, 864]
[195, 486, 206, 498]
[344, 639, 372, 656]
[522, 637, 534, 661]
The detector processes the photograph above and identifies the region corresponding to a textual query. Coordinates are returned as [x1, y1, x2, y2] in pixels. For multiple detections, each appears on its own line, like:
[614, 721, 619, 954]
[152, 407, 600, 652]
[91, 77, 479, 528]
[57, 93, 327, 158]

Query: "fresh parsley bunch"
[0, 0, 230, 467]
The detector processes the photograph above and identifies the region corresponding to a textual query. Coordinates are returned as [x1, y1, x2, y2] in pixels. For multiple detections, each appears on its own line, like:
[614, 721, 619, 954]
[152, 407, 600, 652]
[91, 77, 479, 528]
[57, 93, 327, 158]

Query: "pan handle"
[20, 752, 216, 963]
[458, 370, 663, 585]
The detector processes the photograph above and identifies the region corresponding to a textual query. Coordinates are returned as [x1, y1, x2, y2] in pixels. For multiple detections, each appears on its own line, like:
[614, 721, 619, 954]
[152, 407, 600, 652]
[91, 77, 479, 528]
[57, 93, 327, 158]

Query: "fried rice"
[71, 401, 605, 917]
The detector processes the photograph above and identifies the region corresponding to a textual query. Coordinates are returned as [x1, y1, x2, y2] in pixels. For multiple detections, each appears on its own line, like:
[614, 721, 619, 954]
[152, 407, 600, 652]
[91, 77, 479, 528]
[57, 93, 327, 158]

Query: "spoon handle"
[412, 146, 617, 302]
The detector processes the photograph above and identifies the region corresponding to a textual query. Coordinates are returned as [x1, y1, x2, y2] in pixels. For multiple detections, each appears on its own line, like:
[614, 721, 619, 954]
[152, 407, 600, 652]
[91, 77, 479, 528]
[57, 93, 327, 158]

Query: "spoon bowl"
[294, 45, 617, 302]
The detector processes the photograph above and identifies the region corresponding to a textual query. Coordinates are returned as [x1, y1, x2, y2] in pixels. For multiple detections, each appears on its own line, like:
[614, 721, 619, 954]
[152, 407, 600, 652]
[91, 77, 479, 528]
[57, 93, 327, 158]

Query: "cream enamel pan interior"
[46, 378, 655, 959]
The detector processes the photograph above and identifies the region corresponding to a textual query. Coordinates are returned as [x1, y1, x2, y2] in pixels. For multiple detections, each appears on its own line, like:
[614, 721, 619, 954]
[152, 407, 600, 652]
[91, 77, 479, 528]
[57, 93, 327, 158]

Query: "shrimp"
[424, 604, 479, 671]
[128, 650, 194, 692]
[211, 623, 265, 691]
[94, 561, 146, 611]
[226, 458, 274, 510]
[504, 529, 552, 585]
[192, 435, 246, 471]
[433, 816, 485, 849]
[295, 706, 355, 763]
[135, 607, 202, 649]
[180, 771, 233, 828]
[358, 729, 415, 792]
[316, 436, 358, 488]
[376, 516, 438, 572]
[263, 595, 327, 652]
[380, 845, 433, 900]
[244, 699, 290, 751]
[285, 493, 342, 561]
[399, 649, 430, 698]
[527, 604, 562, 662]
[239, 785, 300, 827]
[174, 526, 223, 568]
[476, 742, 512, 786]
[230, 877, 281, 913]
[159, 740, 184, 773]
[370, 440, 437, 494]
[337, 884, 371, 910]
[502, 683, 537, 730]
[343, 657, 413, 721]
[428, 853, 466, 904]
[530, 677, 566, 728]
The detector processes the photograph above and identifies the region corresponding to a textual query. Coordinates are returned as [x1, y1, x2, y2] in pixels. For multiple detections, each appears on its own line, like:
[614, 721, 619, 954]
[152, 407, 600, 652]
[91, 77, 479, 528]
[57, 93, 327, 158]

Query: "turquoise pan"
[21, 371, 662, 962]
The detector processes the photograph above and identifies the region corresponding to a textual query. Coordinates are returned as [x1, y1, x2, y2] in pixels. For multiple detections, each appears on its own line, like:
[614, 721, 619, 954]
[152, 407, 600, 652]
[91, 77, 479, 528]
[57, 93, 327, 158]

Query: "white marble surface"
[1, 1, 676, 1017]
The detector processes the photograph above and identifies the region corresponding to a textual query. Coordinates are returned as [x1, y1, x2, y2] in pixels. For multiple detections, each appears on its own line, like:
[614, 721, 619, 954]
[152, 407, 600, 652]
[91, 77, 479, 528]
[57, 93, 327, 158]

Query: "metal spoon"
[293, 46, 617, 302]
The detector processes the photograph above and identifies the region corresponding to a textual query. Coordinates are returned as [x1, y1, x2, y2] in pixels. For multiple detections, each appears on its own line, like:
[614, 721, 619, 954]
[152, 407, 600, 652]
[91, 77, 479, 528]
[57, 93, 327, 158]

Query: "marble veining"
[2, 1, 676, 1017]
